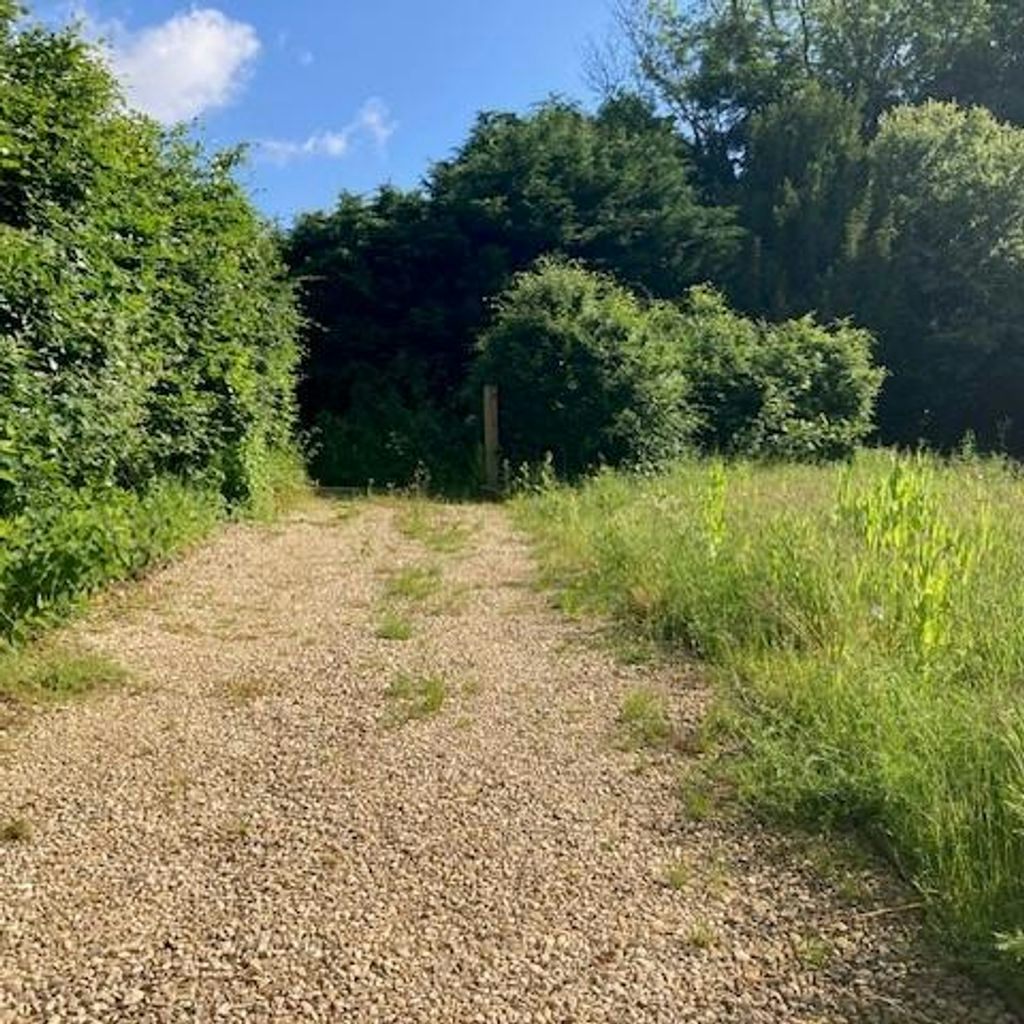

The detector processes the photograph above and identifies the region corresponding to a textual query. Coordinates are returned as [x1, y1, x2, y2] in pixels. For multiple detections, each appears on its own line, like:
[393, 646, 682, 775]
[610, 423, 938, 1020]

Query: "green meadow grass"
[516, 451, 1024, 993]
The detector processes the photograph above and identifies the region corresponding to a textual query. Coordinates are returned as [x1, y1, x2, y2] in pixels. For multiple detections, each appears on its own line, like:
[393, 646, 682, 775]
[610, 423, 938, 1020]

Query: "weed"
[794, 934, 832, 970]
[384, 671, 448, 726]
[617, 687, 673, 750]
[375, 611, 413, 641]
[514, 451, 1024, 983]
[395, 502, 473, 554]
[222, 816, 251, 842]
[384, 565, 443, 603]
[0, 647, 126, 704]
[664, 858, 691, 891]
[679, 770, 715, 821]
[686, 918, 718, 949]
[165, 771, 190, 804]
[226, 677, 270, 704]
[426, 582, 469, 617]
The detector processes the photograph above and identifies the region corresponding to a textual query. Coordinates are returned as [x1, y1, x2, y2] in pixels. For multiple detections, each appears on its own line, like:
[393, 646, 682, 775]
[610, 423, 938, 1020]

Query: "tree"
[429, 95, 740, 297]
[286, 97, 738, 486]
[607, 0, 1023, 180]
[600, 0, 810, 193]
[739, 81, 865, 317]
[845, 102, 1024, 451]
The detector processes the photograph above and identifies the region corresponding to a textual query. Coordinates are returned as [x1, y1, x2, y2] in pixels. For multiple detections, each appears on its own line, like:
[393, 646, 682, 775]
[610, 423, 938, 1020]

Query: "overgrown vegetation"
[0, 7, 302, 643]
[474, 260, 880, 476]
[286, 97, 740, 487]
[0, 644, 125, 703]
[516, 452, 1024, 992]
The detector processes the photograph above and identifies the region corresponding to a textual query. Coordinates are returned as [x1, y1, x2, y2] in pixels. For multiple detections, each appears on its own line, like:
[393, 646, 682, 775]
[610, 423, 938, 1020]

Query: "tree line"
[288, 0, 1024, 486]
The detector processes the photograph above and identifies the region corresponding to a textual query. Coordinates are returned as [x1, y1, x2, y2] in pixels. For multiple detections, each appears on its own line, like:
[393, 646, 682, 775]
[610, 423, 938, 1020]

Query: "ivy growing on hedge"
[0, 7, 301, 638]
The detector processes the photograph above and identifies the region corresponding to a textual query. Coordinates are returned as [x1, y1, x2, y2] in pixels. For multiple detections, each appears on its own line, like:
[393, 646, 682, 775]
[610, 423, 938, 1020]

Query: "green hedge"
[0, 11, 302, 639]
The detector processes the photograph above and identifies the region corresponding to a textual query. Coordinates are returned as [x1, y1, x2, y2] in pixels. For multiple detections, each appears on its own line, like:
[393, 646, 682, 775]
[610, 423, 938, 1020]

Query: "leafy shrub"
[472, 262, 881, 475]
[0, 15, 299, 516]
[0, 481, 222, 641]
[0, 11, 302, 638]
[472, 258, 694, 476]
[679, 286, 884, 460]
[310, 364, 476, 492]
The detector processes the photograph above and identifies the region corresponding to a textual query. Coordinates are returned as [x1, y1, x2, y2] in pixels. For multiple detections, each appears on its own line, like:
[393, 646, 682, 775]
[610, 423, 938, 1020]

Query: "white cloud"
[106, 9, 261, 124]
[259, 99, 397, 165]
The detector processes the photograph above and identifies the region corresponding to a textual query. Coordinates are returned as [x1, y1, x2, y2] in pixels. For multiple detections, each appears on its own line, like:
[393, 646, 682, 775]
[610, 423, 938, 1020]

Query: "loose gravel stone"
[0, 499, 1016, 1022]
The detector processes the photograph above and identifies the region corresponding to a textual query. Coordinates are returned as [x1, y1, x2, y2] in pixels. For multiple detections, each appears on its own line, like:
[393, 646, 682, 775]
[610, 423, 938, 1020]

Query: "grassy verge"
[515, 451, 1024, 994]
[0, 646, 126, 707]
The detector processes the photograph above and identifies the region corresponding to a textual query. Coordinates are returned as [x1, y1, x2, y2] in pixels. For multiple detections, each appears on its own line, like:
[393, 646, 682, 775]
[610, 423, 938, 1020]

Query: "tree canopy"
[287, 97, 738, 486]
[286, 0, 1024, 482]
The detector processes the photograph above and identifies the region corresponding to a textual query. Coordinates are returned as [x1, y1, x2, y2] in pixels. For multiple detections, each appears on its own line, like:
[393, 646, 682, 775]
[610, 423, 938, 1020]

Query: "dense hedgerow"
[516, 453, 1024, 995]
[0, 8, 301, 638]
[473, 259, 882, 475]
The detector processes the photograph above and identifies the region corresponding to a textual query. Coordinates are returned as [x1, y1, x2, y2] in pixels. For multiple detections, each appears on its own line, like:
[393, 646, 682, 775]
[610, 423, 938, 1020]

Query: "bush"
[471, 258, 694, 476]
[0, 16, 300, 517]
[0, 11, 302, 639]
[679, 286, 884, 460]
[472, 262, 882, 475]
[0, 480, 222, 641]
[310, 363, 476, 492]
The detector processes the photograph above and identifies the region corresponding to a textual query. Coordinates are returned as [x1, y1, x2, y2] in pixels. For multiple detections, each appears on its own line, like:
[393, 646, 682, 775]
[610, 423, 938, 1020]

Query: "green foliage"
[0, 480, 222, 641]
[516, 452, 1024, 991]
[0, 11, 301, 638]
[679, 286, 883, 460]
[474, 262, 881, 474]
[472, 259, 695, 476]
[844, 102, 1024, 452]
[607, 3, 1024, 458]
[309, 368, 475, 492]
[740, 82, 865, 317]
[286, 98, 737, 488]
[430, 95, 740, 296]
[614, 0, 1020, 174]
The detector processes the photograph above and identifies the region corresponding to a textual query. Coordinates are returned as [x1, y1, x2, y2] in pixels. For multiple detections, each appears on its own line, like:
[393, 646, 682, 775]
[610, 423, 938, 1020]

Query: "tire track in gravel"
[0, 498, 1015, 1023]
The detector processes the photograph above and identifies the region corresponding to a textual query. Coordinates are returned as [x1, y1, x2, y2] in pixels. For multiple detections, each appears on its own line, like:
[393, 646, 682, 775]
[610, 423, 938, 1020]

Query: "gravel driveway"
[0, 499, 1015, 1023]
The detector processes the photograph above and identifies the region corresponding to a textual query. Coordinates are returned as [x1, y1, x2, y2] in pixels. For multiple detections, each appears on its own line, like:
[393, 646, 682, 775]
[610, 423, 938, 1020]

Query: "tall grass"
[516, 451, 1024, 990]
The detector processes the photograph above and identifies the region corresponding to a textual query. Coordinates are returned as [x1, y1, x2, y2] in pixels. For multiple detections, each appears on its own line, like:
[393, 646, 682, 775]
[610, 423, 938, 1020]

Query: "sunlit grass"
[0, 645, 126, 704]
[384, 671, 448, 726]
[515, 450, 1024, 991]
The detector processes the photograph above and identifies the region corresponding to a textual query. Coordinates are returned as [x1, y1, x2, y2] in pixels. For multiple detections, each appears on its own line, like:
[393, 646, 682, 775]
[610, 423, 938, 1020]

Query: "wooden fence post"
[483, 384, 500, 494]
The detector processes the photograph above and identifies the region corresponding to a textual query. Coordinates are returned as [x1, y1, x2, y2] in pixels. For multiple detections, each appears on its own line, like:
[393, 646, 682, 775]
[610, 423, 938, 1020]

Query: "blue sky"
[43, 1, 614, 222]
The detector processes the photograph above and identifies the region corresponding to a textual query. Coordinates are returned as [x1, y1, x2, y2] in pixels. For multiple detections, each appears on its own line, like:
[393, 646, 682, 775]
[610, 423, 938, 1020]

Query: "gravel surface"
[0, 498, 1016, 1023]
